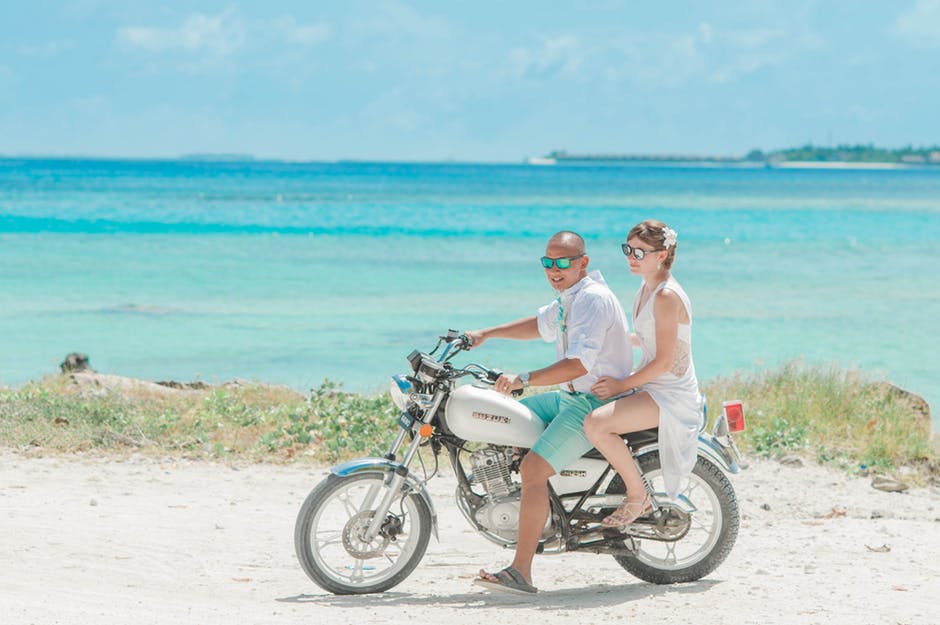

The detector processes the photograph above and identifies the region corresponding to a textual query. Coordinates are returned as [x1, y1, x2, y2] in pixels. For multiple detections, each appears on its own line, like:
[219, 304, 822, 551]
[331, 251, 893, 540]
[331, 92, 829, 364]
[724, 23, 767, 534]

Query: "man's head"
[542, 231, 589, 291]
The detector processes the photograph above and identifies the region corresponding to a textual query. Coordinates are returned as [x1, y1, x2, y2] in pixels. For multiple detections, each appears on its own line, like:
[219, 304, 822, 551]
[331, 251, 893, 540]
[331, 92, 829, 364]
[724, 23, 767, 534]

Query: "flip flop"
[472, 566, 538, 595]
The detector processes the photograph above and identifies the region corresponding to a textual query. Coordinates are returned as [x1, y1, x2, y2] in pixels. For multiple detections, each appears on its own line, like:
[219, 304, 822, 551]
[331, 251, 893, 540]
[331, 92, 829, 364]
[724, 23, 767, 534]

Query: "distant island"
[537, 144, 940, 166]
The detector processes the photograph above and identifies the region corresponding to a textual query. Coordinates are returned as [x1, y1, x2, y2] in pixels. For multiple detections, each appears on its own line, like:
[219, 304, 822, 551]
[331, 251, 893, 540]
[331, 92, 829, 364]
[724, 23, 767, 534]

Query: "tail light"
[722, 400, 746, 433]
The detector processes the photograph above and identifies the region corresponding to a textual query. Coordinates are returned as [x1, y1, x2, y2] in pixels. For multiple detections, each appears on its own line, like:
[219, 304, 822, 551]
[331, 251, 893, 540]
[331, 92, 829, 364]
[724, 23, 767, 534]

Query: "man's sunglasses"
[540, 254, 584, 269]
[621, 244, 663, 261]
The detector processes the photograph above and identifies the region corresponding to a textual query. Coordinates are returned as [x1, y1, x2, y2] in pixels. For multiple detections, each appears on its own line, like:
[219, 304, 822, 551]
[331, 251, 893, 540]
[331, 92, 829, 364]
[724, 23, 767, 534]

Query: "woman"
[583, 219, 702, 526]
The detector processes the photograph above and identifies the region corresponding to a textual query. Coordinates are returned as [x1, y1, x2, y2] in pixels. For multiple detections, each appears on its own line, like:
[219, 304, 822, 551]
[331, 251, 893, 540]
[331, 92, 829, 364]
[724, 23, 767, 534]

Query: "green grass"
[0, 376, 398, 464]
[702, 361, 937, 478]
[1, 362, 936, 481]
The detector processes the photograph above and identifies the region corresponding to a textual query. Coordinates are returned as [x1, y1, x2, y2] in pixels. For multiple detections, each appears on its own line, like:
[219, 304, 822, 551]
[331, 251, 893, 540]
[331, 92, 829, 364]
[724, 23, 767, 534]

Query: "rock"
[864, 544, 891, 553]
[779, 454, 804, 467]
[66, 371, 195, 399]
[871, 475, 910, 492]
[156, 380, 210, 390]
[873, 382, 931, 425]
[760, 503, 771, 511]
[60, 352, 93, 373]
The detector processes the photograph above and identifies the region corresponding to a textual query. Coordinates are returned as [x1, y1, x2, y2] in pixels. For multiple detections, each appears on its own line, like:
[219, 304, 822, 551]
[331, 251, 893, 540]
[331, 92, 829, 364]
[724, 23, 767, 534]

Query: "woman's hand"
[591, 376, 625, 400]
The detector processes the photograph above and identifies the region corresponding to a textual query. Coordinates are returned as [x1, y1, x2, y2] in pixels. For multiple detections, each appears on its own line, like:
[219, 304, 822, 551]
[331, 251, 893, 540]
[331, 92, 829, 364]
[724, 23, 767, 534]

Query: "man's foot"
[601, 494, 652, 527]
[472, 566, 538, 594]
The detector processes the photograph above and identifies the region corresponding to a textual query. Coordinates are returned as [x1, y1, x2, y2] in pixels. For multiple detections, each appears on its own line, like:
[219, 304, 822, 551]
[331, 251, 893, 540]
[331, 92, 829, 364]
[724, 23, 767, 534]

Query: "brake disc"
[342, 511, 391, 559]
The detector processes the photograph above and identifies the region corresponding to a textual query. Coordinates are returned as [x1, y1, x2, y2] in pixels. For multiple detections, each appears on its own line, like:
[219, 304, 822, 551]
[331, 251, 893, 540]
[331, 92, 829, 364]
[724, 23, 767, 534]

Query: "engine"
[468, 446, 522, 541]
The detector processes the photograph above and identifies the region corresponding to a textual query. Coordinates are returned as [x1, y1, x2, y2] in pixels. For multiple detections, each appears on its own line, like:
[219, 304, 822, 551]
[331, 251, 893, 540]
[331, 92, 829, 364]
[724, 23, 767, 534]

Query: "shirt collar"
[558, 270, 606, 301]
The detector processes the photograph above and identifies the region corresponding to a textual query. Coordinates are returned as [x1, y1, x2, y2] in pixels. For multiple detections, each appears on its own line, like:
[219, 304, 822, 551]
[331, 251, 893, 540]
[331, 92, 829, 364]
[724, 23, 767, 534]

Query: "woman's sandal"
[601, 494, 653, 527]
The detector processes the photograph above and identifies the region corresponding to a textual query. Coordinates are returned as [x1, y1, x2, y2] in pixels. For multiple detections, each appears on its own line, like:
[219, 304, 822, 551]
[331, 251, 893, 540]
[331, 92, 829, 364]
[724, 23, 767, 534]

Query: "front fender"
[331, 457, 439, 540]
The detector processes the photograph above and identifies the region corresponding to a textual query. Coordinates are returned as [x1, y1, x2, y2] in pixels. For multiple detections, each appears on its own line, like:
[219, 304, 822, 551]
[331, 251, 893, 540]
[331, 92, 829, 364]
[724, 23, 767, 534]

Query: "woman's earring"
[657, 261, 662, 270]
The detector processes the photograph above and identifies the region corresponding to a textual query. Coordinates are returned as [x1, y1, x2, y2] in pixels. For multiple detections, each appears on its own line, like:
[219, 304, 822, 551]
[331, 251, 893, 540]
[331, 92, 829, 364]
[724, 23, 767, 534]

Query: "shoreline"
[3, 366, 936, 435]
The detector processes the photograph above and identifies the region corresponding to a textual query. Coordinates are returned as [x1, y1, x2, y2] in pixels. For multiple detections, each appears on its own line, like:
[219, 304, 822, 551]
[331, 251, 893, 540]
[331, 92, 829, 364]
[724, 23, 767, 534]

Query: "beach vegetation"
[703, 361, 936, 479]
[0, 362, 935, 481]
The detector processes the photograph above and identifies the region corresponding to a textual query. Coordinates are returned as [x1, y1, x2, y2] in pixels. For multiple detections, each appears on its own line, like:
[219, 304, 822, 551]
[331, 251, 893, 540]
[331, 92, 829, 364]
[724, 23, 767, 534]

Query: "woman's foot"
[601, 494, 652, 527]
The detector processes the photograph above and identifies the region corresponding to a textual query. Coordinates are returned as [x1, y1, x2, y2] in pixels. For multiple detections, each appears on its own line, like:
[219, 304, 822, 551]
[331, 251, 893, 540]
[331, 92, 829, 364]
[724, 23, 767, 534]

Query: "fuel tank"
[444, 384, 545, 447]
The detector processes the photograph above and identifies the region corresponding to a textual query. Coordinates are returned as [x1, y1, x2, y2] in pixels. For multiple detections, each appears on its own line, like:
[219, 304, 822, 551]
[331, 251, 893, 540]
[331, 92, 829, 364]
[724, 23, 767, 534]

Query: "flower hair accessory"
[662, 226, 678, 249]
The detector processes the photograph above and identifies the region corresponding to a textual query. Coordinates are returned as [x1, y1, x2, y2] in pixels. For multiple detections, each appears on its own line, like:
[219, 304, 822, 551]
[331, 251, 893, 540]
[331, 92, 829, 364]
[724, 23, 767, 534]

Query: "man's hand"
[494, 373, 524, 395]
[465, 329, 486, 349]
[591, 376, 626, 400]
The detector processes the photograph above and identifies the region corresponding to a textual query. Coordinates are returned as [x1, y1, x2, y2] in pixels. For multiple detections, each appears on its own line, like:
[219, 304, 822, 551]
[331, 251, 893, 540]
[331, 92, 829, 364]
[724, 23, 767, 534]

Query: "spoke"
[349, 560, 366, 582]
[338, 491, 361, 517]
[313, 531, 344, 549]
[664, 541, 678, 566]
[690, 512, 714, 533]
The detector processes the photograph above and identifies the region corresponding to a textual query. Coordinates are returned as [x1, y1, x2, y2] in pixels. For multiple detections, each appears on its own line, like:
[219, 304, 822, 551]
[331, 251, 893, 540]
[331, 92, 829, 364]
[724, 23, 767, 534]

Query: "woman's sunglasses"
[621, 244, 663, 261]
[540, 254, 583, 269]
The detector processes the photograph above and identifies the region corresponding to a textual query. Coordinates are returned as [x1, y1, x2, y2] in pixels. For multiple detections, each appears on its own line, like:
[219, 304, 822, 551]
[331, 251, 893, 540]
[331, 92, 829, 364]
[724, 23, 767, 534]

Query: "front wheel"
[611, 451, 739, 584]
[294, 472, 432, 594]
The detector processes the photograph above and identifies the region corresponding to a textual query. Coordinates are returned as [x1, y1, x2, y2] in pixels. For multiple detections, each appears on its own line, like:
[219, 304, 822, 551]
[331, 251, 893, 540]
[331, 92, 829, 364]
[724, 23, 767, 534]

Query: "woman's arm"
[591, 289, 682, 399]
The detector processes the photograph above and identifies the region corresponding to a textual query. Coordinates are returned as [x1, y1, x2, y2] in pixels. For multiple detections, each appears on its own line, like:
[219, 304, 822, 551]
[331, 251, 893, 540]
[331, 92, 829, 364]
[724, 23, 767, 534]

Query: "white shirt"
[535, 270, 633, 393]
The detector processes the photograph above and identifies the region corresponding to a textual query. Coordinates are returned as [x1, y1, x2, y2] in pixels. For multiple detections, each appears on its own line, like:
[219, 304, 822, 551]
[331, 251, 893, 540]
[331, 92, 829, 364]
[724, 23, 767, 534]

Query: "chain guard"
[622, 507, 691, 541]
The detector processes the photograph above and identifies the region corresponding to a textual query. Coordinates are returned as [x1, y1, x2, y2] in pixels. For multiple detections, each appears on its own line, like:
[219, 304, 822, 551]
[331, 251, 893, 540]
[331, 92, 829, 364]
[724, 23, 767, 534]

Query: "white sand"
[1, 451, 938, 625]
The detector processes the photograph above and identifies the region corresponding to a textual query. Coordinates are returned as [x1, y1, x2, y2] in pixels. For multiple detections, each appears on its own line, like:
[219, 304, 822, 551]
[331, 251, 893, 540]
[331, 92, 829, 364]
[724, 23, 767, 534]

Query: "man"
[468, 230, 633, 594]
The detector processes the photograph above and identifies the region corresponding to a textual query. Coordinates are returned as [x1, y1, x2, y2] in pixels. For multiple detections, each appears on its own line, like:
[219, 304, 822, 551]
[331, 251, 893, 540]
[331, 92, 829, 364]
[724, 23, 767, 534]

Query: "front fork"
[360, 397, 440, 540]
[362, 433, 425, 539]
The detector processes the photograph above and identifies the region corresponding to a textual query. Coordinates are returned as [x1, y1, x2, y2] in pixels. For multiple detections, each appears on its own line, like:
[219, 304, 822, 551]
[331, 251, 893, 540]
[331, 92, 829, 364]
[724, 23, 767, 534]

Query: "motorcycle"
[294, 330, 746, 594]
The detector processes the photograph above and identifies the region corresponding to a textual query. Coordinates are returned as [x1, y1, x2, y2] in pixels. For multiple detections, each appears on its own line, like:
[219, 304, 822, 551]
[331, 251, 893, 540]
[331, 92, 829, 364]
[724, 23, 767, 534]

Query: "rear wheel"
[610, 451, 739, 584]
[294, 472, 432, 594]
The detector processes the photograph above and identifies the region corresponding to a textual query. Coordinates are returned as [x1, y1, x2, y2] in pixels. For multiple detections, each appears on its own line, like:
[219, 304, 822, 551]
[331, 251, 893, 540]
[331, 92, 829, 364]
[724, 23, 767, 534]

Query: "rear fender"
[331, 457, 439, 540]
[634, 433, 741, 477]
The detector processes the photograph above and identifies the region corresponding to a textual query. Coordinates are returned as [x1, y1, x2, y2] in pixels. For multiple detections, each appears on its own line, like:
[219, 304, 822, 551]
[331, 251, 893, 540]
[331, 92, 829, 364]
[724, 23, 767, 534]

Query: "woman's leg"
[584, 392, 660, 507]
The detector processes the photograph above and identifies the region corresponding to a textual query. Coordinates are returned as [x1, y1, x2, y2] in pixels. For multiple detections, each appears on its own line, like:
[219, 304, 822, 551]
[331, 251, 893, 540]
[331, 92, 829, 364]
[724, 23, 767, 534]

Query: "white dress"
[632, 277, 702, 500]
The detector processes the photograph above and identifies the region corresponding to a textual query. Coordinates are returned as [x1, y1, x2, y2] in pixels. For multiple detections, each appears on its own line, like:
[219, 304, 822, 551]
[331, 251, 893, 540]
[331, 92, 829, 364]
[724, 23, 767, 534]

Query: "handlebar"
[435, 330, 524, 397]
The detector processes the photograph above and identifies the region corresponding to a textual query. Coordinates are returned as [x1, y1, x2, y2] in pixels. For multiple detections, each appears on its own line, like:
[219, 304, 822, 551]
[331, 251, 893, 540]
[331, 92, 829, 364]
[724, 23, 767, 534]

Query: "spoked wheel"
[610, 451, 739, 584]
[294, 472, 432, 594]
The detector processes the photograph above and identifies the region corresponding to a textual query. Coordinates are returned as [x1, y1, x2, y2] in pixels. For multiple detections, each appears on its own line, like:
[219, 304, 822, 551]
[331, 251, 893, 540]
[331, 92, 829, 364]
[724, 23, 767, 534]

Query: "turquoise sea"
[1, 158, 938, 428]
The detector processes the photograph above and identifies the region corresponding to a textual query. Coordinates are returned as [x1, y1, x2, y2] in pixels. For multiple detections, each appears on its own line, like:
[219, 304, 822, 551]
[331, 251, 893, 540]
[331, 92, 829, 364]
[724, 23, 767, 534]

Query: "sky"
[1, 0, 939, 161]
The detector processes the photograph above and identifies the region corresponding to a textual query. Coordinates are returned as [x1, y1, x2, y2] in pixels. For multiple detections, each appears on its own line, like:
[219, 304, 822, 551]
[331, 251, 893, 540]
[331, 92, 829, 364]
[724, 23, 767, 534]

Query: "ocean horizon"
[2, 157, 937, 429]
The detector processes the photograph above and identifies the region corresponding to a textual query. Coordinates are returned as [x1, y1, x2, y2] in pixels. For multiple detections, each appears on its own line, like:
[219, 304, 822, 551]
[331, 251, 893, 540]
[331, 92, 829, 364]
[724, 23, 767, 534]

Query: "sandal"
[601, 494, 652, 527]
[472, 566, 538, 595]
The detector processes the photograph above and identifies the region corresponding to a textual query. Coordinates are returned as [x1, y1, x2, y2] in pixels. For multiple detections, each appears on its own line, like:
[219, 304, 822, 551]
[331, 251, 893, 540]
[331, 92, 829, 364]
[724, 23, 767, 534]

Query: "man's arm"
[493, 357, 587, 395]
[466, 316, 540, 349]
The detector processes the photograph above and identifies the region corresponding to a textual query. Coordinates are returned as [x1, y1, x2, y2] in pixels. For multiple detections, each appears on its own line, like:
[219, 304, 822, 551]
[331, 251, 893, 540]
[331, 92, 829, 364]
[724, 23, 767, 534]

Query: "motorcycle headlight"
[389, 374, 412, 410]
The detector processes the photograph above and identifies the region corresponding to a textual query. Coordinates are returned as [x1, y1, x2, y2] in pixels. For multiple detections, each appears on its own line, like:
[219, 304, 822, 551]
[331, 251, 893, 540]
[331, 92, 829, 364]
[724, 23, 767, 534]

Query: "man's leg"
[477, 451, 553, 587]
[479, 391, 596, 588]
[509, 451, 554, 583]
[478, 393, 559, 587]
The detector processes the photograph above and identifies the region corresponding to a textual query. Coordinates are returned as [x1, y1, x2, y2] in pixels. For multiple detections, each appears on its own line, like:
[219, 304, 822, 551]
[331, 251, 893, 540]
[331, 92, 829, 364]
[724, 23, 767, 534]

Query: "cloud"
[892, 0, 940, 46]
[274, 16, 330, 46]
[16, 40, 73, 58]
[117, 7, 245, 57]
[508, 35, 582, 79]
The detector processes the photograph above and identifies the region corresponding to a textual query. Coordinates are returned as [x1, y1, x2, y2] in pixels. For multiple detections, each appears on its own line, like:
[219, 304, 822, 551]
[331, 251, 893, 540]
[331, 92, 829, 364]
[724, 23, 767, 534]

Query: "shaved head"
[548, 231, 585, 256]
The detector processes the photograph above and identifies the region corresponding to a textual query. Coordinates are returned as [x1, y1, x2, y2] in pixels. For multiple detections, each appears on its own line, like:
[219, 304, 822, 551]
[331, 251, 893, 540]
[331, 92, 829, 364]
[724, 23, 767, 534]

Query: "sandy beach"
[1, 451, 937, 625]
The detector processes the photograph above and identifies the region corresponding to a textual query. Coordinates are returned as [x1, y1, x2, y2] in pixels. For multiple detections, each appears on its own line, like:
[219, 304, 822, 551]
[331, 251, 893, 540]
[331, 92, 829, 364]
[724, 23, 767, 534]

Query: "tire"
[294, 472, 432, 594]
[611, 451, 739, 584]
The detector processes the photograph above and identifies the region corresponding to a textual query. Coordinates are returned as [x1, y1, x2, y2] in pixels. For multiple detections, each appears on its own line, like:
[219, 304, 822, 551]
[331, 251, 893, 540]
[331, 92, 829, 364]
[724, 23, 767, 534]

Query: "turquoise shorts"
[522, 390, 607, 473]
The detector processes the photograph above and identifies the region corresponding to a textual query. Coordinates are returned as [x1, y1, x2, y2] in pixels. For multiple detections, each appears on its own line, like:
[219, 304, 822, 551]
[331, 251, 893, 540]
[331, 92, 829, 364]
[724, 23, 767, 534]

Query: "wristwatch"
[519, 372, 530, 388]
